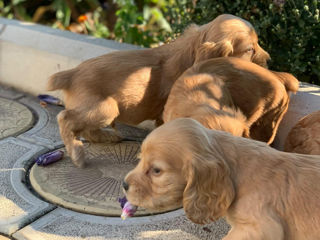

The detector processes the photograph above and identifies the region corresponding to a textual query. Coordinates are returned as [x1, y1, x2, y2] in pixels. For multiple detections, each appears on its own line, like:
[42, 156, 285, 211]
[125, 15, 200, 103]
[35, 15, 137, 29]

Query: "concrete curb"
[0, 18, 139, 97]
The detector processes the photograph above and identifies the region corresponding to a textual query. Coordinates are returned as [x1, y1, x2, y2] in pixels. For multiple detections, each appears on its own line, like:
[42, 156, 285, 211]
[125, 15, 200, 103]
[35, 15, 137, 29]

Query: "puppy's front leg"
[57, 110, 86, 168]
[57, 97, 120, 168]
[70, 136, 85, 168]
[223, 217, 284, 240]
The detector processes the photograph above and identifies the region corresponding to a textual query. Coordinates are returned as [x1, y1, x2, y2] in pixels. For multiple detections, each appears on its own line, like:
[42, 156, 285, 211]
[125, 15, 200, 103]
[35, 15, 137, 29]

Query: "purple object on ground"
[38, 94, 63, 106]
[36, 150, 64, 166]
[118, 196, 127, 209]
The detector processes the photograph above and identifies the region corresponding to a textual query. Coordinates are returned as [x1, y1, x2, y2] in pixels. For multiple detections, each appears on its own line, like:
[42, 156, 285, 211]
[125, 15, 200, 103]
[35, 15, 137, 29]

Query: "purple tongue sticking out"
[118, 197, 138, 220]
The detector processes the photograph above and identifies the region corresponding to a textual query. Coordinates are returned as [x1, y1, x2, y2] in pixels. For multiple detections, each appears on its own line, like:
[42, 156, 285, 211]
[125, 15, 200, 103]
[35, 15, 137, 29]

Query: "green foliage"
[1, 0, 319, 84]
[0, 0, 28, 20]
[52, 0, 71, 28]
[166, 0, 320, 84]
[114, 0, 172, 46]
[89, 7, 110, 38]
[0, 0, 173, 47]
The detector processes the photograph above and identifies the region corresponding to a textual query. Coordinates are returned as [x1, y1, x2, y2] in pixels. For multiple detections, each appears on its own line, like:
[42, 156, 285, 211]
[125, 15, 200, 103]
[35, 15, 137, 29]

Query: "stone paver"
[0, 138, 55, 235]
[18, 96, 64, 149]
[0, 85, 24, 100]
[0, 98, 34, 140]
[115, 123, 150, 142]
[13, 208, 230, 240]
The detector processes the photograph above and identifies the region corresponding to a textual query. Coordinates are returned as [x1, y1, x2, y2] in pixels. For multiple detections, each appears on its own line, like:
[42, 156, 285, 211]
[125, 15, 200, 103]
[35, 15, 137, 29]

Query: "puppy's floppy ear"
[250, 98, 290, 144]
[195, 41, 233, 64]
[182, 143, 235, 224]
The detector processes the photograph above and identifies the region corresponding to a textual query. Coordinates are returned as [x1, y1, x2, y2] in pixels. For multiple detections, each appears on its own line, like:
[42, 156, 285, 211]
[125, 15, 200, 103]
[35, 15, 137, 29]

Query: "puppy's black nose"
[122, 181, 129, 191]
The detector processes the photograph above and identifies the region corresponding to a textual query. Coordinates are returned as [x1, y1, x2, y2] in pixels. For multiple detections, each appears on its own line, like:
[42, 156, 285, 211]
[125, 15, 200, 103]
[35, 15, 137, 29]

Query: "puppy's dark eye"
[246, 47, 254, 52]
[152, 167, 161, 175]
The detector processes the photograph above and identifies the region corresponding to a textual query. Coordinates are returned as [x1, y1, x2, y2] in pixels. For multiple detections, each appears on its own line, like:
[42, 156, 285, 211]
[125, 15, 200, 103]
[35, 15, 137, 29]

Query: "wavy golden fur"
[284, 110, 320, 155]
[124, 118, 320, 240]
[47, 14, 270, 167]
[163, 57, 299, 143]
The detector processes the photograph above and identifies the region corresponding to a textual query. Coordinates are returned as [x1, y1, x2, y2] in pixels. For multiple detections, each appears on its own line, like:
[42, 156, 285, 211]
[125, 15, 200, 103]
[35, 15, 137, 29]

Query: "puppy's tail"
[272, 71, 299, 93]
[47, 68, 77, 91]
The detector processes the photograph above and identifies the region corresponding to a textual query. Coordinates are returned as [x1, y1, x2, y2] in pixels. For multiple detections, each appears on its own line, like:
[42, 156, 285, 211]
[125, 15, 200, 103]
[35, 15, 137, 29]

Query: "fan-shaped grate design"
[0, 97, 33, 139]
[29, 141, 168, 216]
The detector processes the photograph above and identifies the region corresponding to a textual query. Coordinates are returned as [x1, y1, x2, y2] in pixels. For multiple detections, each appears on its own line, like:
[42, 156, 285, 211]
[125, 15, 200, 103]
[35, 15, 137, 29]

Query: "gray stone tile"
[115, 123, 150, 142]
[13, 208, 229, 240]
[0, 138, 55, 235]
[18, 96, 64, 149]
[0, 84, 24, 100]
[0, 98, 34, 140]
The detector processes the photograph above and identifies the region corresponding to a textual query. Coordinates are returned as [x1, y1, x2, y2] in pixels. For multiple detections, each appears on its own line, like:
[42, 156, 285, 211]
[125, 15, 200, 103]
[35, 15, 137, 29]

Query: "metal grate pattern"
[30, 141, 167, 216]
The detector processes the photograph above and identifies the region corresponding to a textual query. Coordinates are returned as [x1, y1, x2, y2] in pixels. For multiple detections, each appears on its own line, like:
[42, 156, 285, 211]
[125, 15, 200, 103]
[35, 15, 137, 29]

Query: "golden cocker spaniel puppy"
[284, 110, 320, 155]
[48, 14, 270, 167]
[163, 57, 299, 144]
[124, 118, 320, 240]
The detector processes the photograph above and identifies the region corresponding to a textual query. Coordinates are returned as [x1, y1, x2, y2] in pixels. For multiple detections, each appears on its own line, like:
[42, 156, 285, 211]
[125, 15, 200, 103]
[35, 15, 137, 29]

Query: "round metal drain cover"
[0, 97, 33, 139]
[30, 141, 169, 216]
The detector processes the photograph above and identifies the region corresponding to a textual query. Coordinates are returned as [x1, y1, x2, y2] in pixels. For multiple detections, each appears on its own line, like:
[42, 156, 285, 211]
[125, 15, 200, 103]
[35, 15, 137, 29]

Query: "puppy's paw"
[71, 143, 86, 168]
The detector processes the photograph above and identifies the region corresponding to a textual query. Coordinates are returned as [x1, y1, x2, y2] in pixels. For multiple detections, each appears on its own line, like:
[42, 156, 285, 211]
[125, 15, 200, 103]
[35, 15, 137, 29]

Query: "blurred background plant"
[0, 0, 319, 84]
[0, 0, 173, 46]
[167, 0, 320, 85]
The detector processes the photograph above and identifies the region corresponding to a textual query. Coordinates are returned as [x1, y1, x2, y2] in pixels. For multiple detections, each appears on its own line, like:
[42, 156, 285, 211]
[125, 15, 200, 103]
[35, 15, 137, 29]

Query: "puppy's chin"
[126, 194, 182, 212]
[140, 201, 182, 212]
[151, 202, 183, 212]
